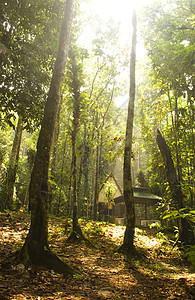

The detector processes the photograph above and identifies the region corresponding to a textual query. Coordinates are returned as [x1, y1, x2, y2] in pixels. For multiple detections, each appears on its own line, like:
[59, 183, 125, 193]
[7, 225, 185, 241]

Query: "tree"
[65, 45, 90, 243]
[0, 0, 66, 211]
[118, 9, 137, 254]
[19, 0, 75, 276]
[3, 117, 23, 210]
[156, 129, 195, 245]
[35, 1, 131, 220]
[93, 83, 116, 220]
[136, 170, 149, 188]
[0, 0, 64, 130]
[103, 181, 117, 222]
[140, 0, 195, 208]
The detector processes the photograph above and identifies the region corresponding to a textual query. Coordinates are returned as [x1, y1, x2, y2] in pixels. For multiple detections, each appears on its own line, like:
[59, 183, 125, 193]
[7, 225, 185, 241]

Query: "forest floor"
[0, 211, 194, 300]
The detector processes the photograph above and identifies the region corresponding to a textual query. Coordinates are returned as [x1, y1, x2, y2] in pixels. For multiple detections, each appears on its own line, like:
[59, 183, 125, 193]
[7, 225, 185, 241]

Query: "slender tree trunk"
[56, 132, 68, 216]
[67, 48, 80, 237]
[72, 132, 80, 232]
[77, 152, 84, 216]
[64, 159, 73, 231]
[67, 125, 93, 245]
[187, 92, 195, 208]
[19, 0, 75, 276]
[66, 48, 92, 246]
[118, 9, 136, 254]
[99, 86, 115, 184]
[82, 125, 90, 217]
[93, 122, 100, 221]
[156, 129, 195, 245]
[4, 116, 23, 210]
[49, 98, 62, 212]
[93, 86, 115, 220]
[167, 89, 182, 182]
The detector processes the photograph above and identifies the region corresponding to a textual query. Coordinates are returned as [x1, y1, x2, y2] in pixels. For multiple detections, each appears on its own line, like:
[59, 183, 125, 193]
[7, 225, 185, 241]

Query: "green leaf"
[73, 274, 83, 279]
[48, 179, 57, 186]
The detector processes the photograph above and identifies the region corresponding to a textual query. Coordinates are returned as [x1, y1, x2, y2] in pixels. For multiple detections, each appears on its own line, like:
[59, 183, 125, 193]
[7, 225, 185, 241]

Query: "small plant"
[103, 181, 117, 222]
[84, 222, 102, 236]
[183, 245, 195, 271]
[163, 207, 195, 223]
[135, 228, 147, 235]
[156, 231, 167, 241]
[149, 222, 161, 229]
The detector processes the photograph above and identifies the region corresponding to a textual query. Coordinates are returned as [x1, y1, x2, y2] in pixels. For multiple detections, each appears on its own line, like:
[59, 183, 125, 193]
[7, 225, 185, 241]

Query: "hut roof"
[114, 186, 162, 206]
[98, 174, 162, 206]
[98, 173, 123, 203]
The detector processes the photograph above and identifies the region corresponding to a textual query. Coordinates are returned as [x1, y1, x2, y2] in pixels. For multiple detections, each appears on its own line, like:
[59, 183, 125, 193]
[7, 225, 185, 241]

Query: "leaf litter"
[0, 212, 194, 299]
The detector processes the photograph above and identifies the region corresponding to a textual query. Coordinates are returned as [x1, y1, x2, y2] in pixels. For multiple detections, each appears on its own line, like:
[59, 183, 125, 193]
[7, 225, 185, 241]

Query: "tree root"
[66, 226, 95, 248]
[117, 244, 144, 269]
[19, 244, 76, 277]
[117, 243, 137, 256]
[41, 249, 76, 276]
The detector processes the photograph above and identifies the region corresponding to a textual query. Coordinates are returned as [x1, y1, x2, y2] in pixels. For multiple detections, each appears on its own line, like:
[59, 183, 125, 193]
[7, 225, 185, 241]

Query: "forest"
[0, 0, 195, 299]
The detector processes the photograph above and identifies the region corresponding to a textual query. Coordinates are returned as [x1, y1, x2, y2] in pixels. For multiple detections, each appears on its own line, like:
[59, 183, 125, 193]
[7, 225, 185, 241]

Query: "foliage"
[162, 207, 195, 223]
[103, 181, 117, 204]
[184, 245, 195, 271]
[47, 3, 128, 217]
[0, 0, 64, 130]
[138, 0, 195, 223]
[136, 170, 149, 188]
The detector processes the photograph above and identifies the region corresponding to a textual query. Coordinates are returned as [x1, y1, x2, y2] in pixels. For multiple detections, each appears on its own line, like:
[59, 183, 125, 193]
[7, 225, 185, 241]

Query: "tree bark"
[56, 133, 68, 216]
[19, 0, 75, 276]
[4, 116, 23, 210]
[187, 92, 195, 208]
[82, 125, 90, 217]
[72, 127, 79, 233]
[118, 9, 136, 254]
[66, 47, 92, 247]
[167, 88, 182, 182]
[49, 97, 62, 212]
[93, 117, 100, 221]
[156, 129, 195, 245]
[67, 132, 93, 246]
[64, 158, 73, 231]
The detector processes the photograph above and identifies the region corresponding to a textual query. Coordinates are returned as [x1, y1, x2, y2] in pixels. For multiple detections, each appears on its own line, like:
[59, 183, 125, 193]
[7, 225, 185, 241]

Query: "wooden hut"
[98, 173, 162, 226]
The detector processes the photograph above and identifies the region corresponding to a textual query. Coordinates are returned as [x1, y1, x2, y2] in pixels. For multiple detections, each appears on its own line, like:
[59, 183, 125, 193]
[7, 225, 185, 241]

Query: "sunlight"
[79, 0, 154, 55]
[92, 0, 154, 20]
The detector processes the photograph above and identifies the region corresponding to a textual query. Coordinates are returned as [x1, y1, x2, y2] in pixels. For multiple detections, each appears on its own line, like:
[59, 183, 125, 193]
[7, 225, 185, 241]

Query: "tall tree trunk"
[71, 131, 80, 233]
[4, 116, 23, 210]
[64, 158, 73, 231]
[56, 132, 69, 216]
[19, 0, 75, 276]
[93, 120, 100, 221]
[66, 48, 81, 238]
[49, 97, 62, 212]
[66, 48, 92, 246]
[99, 86, 115, 185]
[77, 151, 84, 216]
[187, 92, 195, 208]
[118, 9, 136, 254]
[93, 85, 115, 220]
[82, 125, 90, 218]
[156, 129, 195, 245]
[67, 130, 94, 247]
[167, 88, 182, 181]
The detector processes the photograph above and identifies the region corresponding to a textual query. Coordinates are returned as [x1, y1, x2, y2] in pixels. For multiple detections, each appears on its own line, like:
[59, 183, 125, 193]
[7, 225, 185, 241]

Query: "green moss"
[20, 246, 30, 267]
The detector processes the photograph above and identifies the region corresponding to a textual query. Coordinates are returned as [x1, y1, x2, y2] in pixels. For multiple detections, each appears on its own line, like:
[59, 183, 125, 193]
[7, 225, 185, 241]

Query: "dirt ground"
[0, 212, 194, 299]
